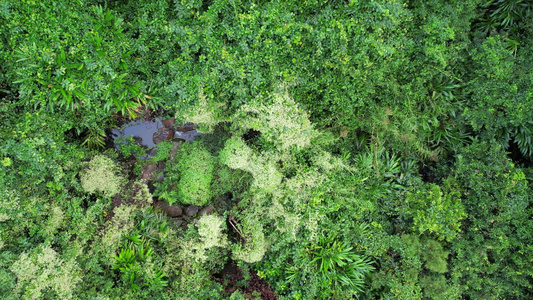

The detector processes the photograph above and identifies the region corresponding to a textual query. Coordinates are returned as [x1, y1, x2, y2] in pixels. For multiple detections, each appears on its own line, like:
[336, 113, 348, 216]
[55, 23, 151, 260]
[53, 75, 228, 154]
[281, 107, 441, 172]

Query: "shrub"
[404, 183, 466, 241]
[286, 235, 374, 299]
[80, 155, 124, 197]
[232, 217, 269, 263]
[177, 142, 215, 206]
[10, 245, 82, 300]
[198, 215, 228, 249]
[219, 137, 282, 192]
[449, 141, 533, 298]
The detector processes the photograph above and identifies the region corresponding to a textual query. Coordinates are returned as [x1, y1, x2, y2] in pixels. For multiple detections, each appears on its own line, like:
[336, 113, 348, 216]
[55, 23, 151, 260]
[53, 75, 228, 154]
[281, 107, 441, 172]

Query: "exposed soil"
[212, 262, 277, 300]
[104, 194, 122, 223]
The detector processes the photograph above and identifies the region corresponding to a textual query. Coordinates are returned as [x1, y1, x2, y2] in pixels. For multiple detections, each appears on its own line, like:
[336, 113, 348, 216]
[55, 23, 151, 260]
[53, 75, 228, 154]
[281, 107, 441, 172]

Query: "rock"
[154, 200, 182, 217]
[175, 123, 197, 133]
[140, 163, 156, 181]
[162, 117, 175, 129]
[198, 205, 214, 216]
[185, 205, 199, 216]
[173, 218, 183, 227]
[153, 127, 174, 144]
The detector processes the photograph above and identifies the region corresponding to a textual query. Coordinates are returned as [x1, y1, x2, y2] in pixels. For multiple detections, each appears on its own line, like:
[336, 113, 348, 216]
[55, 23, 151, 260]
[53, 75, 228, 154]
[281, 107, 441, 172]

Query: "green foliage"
[475, 0, 533, 40]
[113, 244, 137, 273]
[232, 216, 269, 264]
[2, 1, 533, 299]
[449, 141, 533, 299]
[154, 141, 214, 205]
[112, 238, 167, 292]
[117, 136, 148, 158]
[81, 127, 106, 149]
[108, 208, 172, 295]
[419, 274, 457, 299]
[2, 1, 151, 121]
[134, 209, 170, 243]
[148, 140, 173, 163]
[211, 164, 253, 197]
[465, 36, 533, 157]
[308, 237, 372, 296]
[176, 142, 215, 203]
[404, 183, 466, 241]
[422, 240, 449, 274]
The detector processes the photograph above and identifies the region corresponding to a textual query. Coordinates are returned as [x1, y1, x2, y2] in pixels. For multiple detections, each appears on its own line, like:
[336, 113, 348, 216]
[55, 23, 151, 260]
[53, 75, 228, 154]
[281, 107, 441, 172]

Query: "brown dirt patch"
[104, 194, 123, 223]
[212, 262, 277, 300]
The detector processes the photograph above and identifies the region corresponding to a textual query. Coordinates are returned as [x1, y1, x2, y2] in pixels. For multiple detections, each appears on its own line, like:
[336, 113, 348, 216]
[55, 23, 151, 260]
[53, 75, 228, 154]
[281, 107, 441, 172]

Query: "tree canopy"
[1, 0, 532, 299]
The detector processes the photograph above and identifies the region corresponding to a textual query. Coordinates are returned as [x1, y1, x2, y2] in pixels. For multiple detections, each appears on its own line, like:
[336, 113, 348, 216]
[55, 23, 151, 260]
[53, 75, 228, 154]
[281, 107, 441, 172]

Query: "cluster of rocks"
[152, 118, 199, 145]
[153, 200, 214, 218]
[153, 200, 215, 227]
[135, 117, 215, 225]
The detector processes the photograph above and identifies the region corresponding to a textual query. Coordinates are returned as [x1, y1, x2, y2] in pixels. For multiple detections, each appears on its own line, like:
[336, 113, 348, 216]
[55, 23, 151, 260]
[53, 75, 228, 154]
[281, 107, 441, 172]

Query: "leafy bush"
[404, 183, 466, 241]
[198, 215, 228, 249]
[2, 2, 149, 119]
[10, 245, 82, 300]
[292, 236, 374, 298]
[176, 142, 215, 206]
[465, 36, 533, 158]
[80, 154, 124, 197]
[232, 216, 269, 264]
[449, 141, 533, 298]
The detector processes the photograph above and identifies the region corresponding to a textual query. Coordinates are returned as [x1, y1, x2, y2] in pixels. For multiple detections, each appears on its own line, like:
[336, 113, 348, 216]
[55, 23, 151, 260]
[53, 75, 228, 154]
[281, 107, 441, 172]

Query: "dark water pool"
[111, 119, 202, 152]
[111, 119, 163, 148]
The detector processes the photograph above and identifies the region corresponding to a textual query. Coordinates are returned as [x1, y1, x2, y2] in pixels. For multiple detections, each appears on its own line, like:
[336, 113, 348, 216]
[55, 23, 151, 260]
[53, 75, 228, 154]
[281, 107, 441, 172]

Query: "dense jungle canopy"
[1, 0, 532, 299]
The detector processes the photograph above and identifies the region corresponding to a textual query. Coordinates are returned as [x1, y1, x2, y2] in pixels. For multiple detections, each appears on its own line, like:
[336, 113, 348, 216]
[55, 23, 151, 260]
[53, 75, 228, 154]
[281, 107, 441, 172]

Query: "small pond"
[111, 118, 202, 155]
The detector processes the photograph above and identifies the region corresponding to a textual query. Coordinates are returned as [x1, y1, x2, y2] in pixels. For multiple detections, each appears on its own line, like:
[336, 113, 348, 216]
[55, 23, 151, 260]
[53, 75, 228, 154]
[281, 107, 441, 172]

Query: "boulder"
[140, 163, 156, 181]
[153, 127, 174, 144]
[198, 205, 214, 216]
[162, 117, 175, 129]
[185, 205, 200, 216]
[154, 200, 182, 217]
[175, 123, 197, 133]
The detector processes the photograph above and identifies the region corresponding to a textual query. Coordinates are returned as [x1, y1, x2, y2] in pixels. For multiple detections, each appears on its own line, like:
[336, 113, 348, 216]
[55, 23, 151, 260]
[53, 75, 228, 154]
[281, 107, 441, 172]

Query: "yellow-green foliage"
[10, 245, 82, 300]
[267, 198, 301, 239]
[42, 206, 64, 239]
[232, 216, 268, 263]
[266, 169, 328, 239]
[100, 205, 135, 262]
[132, 181, 153, 206]
[0, 189, 20, 222]
[178, 88, 226, 133]
[220, 137, 282, 192]
[198, 215, 228, 249]
[80, 155, 124, 197]
[233, 90, 315, 151]
[312, 150, 349, 173]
